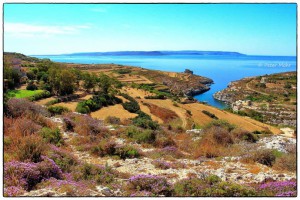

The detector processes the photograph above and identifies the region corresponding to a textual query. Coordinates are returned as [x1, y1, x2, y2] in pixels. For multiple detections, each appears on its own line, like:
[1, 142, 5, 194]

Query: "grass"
[7, 89, 45, 99]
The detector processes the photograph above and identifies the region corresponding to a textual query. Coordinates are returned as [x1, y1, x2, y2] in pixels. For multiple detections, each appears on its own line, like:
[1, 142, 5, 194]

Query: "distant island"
[35, 50, 246, 57]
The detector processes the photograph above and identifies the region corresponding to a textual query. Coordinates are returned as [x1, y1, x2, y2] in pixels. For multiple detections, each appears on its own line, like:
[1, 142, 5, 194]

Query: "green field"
[7, 89, 44, 98]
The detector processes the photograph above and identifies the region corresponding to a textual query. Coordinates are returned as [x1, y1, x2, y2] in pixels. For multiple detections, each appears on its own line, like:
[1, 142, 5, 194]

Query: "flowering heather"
[4, 186, 26, 197]
[37, 177, 91, 196]
[49, 145, 79, 172]
[152, 159, 172, 169]
[258, 180, 297, 196]
[130, 190, 154, 197]
[160, 146, 184, 158]
[128, 174, 172, 196]
[4, 156, 63, 193]
[7, 98, 49, 118]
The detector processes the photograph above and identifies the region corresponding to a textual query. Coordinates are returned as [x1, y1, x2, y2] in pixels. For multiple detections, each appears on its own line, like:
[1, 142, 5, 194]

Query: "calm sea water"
[34, 55, 296, 109]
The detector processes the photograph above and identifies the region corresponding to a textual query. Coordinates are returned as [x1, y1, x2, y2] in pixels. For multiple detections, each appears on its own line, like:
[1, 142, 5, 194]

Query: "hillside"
[214, 72, 297, 129]
[3, 52, 296, 197]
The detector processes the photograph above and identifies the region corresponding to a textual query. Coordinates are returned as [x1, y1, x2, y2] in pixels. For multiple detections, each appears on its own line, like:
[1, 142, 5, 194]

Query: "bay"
[34, 54, 296, 109]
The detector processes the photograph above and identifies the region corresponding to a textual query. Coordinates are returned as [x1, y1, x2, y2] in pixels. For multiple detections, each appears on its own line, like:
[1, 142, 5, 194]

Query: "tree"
[97, 73, 112, 94]
[48, 66, 77, 96]
[4, 66, 21, 90]
[83, 72, 97, 92]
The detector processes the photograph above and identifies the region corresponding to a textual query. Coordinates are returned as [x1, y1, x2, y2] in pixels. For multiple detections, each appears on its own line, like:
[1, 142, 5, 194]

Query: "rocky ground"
[22, 114, 296, 197]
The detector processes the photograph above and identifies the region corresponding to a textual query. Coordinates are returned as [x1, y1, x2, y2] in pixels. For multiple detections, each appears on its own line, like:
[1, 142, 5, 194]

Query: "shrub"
[115, 68, 131, 74]
[152, 159, 172, 169]
[145, 94, 166, 99]
[4, 156, 63, 192]
[202, 181, 256, 197]
[126, 127, 156, 144]
[73, 163, 116, 184]
[202, 110, 218, 119]
[45, 99, 60, 106]
[206, 120, 236, 131]
[26, 82, 38, 91]
[28, 90, 51, 101]
[6, 117, 42, 138]
[252, 149, 276, 167]
[231, 129, 258, 143]
[40, 127, 64, 146]
[4, 186, 26, 197]
[7, 98, 49, 118]
[116, 145, 140, 160]
[48, 106, 70, 115]
[75, 102, 91, 114]
[105, 116, 121, 125]
[91, 139, 117, 157]
[77, 94, 122, 113]
[154, 134, 176, 148]
[194, 126, 233, 158]
[74, 115, 107, 137]
[128, 174, 172, 196]
[17, 135, 46, 163]
[63, 117, 76, 131]
[160, 146, 184, 159]
[48, 145, 78, 172]
[257, 180, 296, 196]
[122, 101, 140, 113]
[132, 111, 159, 130]
[173, 177, 209, 196]
[273, 153, 296, 172]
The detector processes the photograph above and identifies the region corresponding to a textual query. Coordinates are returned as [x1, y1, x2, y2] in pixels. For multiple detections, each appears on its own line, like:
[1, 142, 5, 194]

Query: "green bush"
[47, 106, 70, 115]
[116, 145, 140, 160]
[202, 110, 218, 119]
[26, 82, 38, 90]
[122, 101, 140, 113]
[173, 178, 207, 196]
[206, 120, 236, 131]
[132, 111, 159, 130]
[40, 127, 64, 146]
[115, 68, 131, 74]
[73, 163, 115, 184]
[28, 90, 51, 101]
[202, 181, 256, 197]
[76, 102, 91, 114]
[45, 99, 60, 106]
[126, 126, 156, 144]
[76, 94, 122, 113]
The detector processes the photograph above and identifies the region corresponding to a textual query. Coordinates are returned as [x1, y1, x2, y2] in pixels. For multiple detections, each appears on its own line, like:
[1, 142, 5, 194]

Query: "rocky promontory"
[213, 72, 297, 128]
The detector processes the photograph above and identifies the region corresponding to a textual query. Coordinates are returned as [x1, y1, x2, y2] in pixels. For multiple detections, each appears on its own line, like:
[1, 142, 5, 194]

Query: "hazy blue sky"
[4, 4, 297, 56]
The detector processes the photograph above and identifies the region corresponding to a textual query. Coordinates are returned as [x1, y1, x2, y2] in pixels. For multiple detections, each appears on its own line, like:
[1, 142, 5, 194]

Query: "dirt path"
[246, 81, 269, 95]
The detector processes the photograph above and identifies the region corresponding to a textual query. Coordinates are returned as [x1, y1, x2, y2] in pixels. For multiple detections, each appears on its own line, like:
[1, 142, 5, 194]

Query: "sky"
[3, 3, 297, 56]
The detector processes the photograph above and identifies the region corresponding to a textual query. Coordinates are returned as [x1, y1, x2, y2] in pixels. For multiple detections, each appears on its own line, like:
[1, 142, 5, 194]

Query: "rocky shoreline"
[212, 73, 296, 128]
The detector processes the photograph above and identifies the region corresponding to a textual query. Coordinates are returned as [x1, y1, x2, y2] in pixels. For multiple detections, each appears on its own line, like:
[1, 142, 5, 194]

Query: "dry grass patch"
[144, 102, 178, 123]
[54, 101, 79, 112]
[204, 160, 222, 170]
[35, 97, 57, 105]
[91, 104, 138, 121]
[180, 102, 281, 134]
[138, 102, 163, 123]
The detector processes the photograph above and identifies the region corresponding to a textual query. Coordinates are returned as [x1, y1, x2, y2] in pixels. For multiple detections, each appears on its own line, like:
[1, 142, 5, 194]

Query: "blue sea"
[34, 54, 296, 109]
